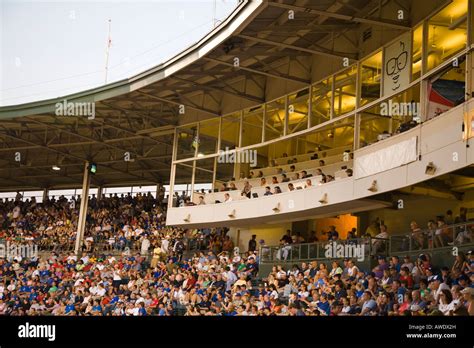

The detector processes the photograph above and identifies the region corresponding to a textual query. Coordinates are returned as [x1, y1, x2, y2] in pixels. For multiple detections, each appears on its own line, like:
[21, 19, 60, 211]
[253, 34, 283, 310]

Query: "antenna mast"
[104, 19, 112, 84]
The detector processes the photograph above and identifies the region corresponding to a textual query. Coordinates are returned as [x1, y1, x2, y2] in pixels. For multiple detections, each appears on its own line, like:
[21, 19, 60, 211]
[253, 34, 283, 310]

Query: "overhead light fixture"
[319, 193, 328, 204]
[272, 203, 281, 212]
[183, 214, 191, 223]
[52, 165, 61, 171]
[228, 209, 236, 218]
[425, 162, 437, 175]
[368, 180, 378, 192]
[88, 163, 97, 175]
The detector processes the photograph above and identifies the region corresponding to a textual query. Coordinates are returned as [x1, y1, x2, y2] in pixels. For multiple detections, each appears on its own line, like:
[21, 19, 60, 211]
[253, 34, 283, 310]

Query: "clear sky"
[0, 0, 238, 106]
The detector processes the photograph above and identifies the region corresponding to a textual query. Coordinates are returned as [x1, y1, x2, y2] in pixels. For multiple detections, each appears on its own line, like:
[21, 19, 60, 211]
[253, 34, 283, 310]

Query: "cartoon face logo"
[386, 41, 408, 91]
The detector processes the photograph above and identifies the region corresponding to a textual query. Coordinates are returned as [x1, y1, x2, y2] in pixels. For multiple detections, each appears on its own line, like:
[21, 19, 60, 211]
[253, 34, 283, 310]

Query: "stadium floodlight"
[272, 202, 281, 212]
[425, 162, 437, 175]
[52, 165, 61, 171]
[368, 180, 378, 192]
[318, 193, 328, 204]
[88, 163, 98, 175]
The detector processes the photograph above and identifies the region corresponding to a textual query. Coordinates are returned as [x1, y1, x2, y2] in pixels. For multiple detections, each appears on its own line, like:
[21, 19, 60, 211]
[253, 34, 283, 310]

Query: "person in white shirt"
[141, 236, 150, 256]
[224, 268, 237, 291]
[161, 236, 170, 254]
[224, 193, 232, 203]
[430, 275, 450, 302]
[347, 260, 359, 278]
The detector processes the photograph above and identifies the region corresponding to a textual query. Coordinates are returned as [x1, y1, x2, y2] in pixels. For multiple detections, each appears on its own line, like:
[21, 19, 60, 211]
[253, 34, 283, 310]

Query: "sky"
[0, 0, 239, 106]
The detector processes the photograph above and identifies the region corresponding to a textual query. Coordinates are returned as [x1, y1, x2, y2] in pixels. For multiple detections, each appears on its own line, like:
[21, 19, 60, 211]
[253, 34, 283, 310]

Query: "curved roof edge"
[0, 0, 266, 119]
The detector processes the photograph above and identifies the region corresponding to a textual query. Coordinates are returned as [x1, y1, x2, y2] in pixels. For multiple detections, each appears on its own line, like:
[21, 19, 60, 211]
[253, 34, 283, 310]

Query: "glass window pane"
[265, 98, 285, 141]
[288, 88, 309, 134]
[176, 125, 198, 160]
[241, 105, 263, 147]
[220, 113, 240, 151]
[427, 56, 465, 119]
[198, 120, 219, 156]
[359, 84, 421, 147]
[173, 163, 193, 205]
[193, 158, 215, 198]
[360, 51, 382, 106]
[311, 77, 332, 127]
[427, 0, 467, 71]
[412, 25, 423, 80]
[334, 66, 357, 117]
[215, 161, 234, 188]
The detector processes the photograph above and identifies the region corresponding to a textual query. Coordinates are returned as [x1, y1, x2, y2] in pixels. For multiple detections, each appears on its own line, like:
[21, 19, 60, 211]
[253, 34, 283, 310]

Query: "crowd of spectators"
[0, 195, 472, 316]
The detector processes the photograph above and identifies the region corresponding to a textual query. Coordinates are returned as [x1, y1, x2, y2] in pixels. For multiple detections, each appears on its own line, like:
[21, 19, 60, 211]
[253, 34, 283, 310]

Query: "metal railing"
[388, 221, 473, 254]
[259, 221, 473, 264]
[259, 237, 388, 263]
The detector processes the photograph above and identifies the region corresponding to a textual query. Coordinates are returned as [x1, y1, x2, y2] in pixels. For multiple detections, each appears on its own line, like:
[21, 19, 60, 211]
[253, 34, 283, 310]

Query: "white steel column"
[74, 162, 91, 256]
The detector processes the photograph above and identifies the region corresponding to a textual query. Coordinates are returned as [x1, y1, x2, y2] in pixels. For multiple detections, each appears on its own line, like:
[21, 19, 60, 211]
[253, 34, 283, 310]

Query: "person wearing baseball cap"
[429, 274, 450, 302]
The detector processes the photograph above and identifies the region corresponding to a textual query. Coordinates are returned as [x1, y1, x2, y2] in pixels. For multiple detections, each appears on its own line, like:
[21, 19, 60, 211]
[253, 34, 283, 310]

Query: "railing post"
[368, 236, 372, 257]
[409, 234, 412, 252]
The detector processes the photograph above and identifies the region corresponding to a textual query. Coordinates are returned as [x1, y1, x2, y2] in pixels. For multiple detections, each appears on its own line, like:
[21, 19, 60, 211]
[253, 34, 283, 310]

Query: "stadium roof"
[0, 0, 412, 191]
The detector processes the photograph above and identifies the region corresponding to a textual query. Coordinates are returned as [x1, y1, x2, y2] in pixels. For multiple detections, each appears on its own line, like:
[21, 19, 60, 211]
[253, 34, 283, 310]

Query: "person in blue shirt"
[317, 294, 330, 315]
[138, 303, 147, 316]
[19, 285, 31, 294]
[65, 300, 75, 314]
[91, 300, 102, 315]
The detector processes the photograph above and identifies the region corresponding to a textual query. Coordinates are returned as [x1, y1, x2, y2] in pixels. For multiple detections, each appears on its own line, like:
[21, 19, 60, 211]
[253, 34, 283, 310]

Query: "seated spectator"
[229, 183, 238, 191]
[273, 186, 282, 194]
[289, 165, 296, 173]
[198, 196, 206, 205]
[288, 183, 295, 191]
[272, 176, 279, 184]
[224, 193, 232, 203]
[345, 168, 353, 177]
[301, 171, 312, 179]
[304, 179, 312, 188]
[319, 160, 325, 167]
[263, 187, 273, 196]
[319, 174, 327, 184]
[410, 221, 424, 250]
[248, 171, 255, 179]
[241, 181, 252, 199]
[435, 216, 451, 248]
[310, 153, 319, 160]
[260, 178, 267, 187]
[281, 174, 290, 183]
[257, 171, 264, 178]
